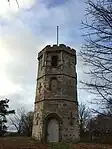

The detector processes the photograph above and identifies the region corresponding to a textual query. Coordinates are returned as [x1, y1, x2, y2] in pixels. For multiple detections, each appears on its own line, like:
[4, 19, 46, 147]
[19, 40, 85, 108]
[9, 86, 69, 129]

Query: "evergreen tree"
[0, 98, 15, 136]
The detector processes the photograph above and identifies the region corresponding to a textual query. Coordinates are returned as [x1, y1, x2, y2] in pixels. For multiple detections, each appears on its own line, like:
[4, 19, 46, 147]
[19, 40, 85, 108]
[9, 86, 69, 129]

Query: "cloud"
[0, 17, 44, 111]
[0, 0, 35, 18]
[41, 0, 68, 8]
[16, 0, 85, 46]
[0, 0, 94, 113]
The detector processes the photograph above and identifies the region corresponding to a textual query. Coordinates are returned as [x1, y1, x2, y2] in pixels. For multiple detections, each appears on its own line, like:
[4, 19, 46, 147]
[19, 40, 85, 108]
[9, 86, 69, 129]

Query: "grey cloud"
[7, 89, 35, 112]
[1, 20, 43, 86]
[0, 0, 94, 112]
[17, 0, 85, 45]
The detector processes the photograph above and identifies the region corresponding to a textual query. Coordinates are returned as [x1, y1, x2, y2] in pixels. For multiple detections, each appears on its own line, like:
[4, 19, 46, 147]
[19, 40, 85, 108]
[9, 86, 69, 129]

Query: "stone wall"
[32, 44, 80, 142]
[32, 100, 80, 142]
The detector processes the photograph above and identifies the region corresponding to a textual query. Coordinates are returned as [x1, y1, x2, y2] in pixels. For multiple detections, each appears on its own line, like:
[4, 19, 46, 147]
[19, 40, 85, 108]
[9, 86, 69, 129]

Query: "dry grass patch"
[0, 137, 112, 149]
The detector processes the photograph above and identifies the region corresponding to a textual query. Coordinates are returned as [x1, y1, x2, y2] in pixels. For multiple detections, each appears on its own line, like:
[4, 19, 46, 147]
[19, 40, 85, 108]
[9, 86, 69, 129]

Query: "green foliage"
[48, 142, 72, 149]
[0, 98, 15, 136]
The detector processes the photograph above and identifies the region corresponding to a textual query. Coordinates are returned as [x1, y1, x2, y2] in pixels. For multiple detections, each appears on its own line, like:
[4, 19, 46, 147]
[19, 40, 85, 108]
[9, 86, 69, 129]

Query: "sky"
[0, 0, 95, 119]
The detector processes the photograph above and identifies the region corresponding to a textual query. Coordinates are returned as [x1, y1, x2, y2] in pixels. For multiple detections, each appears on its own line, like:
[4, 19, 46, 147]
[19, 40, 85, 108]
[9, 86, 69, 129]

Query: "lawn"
[0, 137, 112, 149]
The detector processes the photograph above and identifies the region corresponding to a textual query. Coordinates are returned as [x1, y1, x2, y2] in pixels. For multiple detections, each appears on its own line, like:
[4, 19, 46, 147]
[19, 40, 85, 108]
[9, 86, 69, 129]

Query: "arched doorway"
[44, 113, 62, 142]
[47, 119, 59, 142]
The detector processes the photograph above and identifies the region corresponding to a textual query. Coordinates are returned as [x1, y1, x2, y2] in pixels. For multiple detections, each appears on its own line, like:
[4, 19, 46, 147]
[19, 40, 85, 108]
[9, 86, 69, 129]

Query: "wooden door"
[47, 119, 59, 142]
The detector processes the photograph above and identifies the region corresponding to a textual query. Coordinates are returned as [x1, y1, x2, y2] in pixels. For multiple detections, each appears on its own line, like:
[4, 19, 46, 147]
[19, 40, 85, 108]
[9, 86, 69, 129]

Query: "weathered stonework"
[32, 44, 80, 142]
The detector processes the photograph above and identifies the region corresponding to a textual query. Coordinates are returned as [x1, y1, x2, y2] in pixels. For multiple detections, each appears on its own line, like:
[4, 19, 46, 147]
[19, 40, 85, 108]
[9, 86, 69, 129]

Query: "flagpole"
[57, 26, 59, 46]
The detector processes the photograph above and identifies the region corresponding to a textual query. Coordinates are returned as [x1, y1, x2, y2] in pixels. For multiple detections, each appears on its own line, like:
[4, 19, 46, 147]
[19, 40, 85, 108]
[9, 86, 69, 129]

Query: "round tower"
[32, 44, 80, 142]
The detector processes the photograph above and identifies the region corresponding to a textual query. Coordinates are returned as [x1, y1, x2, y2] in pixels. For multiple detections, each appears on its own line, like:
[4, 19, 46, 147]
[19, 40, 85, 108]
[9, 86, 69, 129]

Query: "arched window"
[50, 77, 58, 91]
[51, 56, 58, 67]
[39, 55, 43, 69]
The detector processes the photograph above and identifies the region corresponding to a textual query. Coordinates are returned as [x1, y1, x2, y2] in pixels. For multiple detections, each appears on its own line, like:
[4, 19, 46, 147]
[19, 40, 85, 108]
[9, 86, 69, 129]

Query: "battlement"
[38, 44, 76, 59]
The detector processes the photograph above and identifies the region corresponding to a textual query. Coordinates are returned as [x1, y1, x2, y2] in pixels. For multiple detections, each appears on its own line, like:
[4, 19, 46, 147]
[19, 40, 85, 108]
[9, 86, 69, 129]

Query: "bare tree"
[7, 0, 19, 8]
[79, 103, 91, 136]
[9, 108, 33, 136]
[21, 111, 34, 137]
[80, 0, 112, 115]
[9, 108, 25, 135]
[87, 113, 112, 141]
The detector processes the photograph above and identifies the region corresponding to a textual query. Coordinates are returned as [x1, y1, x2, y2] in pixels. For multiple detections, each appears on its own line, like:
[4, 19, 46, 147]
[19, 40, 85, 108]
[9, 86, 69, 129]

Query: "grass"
[48, 142, 72, 149]
[0, 137, 112, 149]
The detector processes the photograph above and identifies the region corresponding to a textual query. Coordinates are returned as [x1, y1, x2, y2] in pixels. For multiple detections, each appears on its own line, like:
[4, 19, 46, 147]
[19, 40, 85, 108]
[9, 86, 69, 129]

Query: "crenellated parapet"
[38, 44, 76, 60]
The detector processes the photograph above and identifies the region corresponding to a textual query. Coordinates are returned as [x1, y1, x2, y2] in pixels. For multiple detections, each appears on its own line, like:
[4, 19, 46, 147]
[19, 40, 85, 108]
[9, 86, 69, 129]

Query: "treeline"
[0, 98, 112, 144]
[79, 103, 112, 144]
[0, 98, 33, 137]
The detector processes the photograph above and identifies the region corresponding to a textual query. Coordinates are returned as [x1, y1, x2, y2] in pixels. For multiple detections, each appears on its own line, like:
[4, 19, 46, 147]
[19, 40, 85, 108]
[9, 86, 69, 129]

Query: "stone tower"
[32, 44, 80, 142]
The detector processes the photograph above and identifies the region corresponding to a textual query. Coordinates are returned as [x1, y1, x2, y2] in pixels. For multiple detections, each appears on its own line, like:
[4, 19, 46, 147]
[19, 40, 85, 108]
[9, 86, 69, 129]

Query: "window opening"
[51, 56, 58, 67]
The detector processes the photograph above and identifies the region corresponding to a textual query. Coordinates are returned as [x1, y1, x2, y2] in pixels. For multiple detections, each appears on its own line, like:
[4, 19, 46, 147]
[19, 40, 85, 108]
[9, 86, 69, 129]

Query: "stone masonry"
[32, 44, 80, 142]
